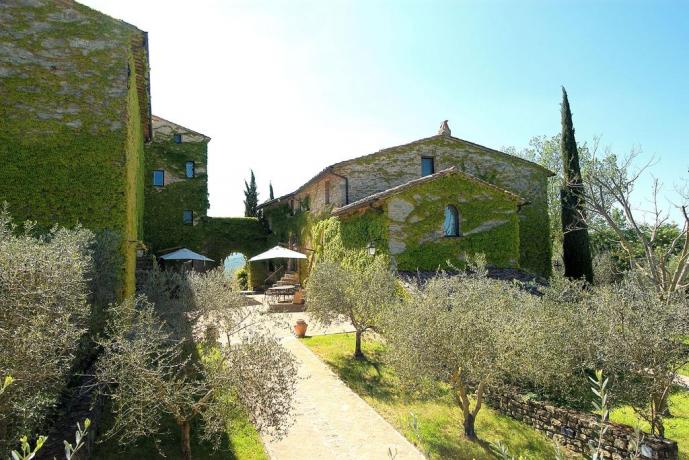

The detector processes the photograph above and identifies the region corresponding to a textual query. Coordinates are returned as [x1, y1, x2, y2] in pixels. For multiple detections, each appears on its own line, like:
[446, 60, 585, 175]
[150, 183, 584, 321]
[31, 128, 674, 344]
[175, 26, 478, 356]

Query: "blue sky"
[82, 0, 689, 218]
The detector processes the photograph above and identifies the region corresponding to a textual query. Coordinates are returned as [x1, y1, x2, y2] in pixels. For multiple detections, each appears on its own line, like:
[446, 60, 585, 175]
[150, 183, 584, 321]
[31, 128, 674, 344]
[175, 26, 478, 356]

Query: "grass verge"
[302, 332, 570, 460]
[610, 390, 689, 460]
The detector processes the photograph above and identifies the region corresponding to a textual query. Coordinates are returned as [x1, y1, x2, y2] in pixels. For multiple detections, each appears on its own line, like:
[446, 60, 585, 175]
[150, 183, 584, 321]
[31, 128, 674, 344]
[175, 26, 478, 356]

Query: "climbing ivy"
[309, 214, 389, 271]
[143, 139, 209, 253]
[261, 174, 522, 280]
[0, 5, 148, 297]
[200, 217, 270, 288]
[388, 174, 520, 271]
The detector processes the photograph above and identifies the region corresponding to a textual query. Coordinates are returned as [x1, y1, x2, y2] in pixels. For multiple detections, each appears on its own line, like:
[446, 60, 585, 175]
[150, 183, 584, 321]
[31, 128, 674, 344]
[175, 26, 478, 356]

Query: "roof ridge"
[152, 115, 211, 140]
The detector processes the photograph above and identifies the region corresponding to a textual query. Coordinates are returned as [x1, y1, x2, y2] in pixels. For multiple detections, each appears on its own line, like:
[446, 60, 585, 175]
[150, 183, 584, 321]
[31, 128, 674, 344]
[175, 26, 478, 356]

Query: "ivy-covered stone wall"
[0, 0, 150, 297]
[381, 173, 521, 271]
[262, 171, 522, 283]
[143, 117, 271, 287]
[333, 135, 553, 277]
[265, 135, 553, 277]
[143, 117, 210, 253]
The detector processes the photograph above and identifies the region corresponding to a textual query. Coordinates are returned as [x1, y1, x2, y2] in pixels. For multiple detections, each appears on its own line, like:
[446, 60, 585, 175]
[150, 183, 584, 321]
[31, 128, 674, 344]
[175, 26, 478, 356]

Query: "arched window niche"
[443, 205, 461, 237]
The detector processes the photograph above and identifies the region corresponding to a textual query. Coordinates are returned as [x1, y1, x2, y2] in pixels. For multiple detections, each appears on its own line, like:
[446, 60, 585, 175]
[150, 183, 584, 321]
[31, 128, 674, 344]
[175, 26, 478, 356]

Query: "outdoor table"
[266, 285, 296, 303]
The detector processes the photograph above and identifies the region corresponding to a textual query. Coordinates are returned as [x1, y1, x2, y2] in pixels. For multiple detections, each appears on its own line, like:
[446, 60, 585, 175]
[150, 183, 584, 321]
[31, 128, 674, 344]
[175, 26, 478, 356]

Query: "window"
[152, 170, 164, 187]
[421, 157, 435, 176]
[185, 161, 195, 178]
[173, 133, 182, 144]
[183, 210, 193, 225]
[324, 180, 331, 205]
[444, 205, 460, 237]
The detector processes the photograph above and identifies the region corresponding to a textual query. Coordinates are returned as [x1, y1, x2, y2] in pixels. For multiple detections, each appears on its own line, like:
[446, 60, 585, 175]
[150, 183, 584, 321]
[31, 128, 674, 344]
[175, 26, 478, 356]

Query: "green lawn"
[92, 407, 268, 460]
[302, 332, 569, 460]
[679, 363, 689, 378]
[610, 390, 689, 460]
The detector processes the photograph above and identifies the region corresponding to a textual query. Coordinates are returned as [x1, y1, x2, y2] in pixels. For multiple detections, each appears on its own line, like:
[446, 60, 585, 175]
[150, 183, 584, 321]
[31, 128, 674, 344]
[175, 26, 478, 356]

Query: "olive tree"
[97, 279, 297, 460]
[583, 150, 689, 297]
[306, 256, 399, 359]
[583, 278, 689, 437]
[510, 274, 689, 437]
[383, 273, 528, 440]
[0, 207, 92, 453]
[137, 266, 261, 346]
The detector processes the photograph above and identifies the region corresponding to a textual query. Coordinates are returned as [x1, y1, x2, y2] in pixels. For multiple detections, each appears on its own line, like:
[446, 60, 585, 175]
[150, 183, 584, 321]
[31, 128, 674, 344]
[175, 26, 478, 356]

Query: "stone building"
[0, 1, 270, 291]
[0, 0, 151, 296]
[143, 116, 211, 253]
[260, 122, 554, 278]
[143, 116, 270, 277]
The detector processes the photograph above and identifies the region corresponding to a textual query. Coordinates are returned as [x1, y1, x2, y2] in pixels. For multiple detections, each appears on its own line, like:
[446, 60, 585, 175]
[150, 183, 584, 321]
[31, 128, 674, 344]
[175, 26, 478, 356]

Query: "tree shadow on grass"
[329, 353, 399, 403]
[92, 404, 269, 460]
[92, 409, 236, 460]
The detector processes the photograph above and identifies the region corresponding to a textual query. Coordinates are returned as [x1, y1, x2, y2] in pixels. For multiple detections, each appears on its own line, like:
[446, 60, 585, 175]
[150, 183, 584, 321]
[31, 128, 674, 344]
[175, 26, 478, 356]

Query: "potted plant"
[293, 319, 308, 338]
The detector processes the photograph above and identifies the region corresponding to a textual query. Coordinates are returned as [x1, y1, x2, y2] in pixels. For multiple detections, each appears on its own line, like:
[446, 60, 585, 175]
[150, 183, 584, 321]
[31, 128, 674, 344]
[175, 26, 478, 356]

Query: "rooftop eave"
[257, 193, 295, 210]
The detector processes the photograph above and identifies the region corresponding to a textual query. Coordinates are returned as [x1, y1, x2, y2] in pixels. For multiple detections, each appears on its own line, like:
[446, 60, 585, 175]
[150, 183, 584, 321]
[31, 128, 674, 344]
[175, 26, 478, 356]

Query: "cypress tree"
[269, 182, 274, 200]
[243, 170, 259, 217]
[560, 87, 594, 283]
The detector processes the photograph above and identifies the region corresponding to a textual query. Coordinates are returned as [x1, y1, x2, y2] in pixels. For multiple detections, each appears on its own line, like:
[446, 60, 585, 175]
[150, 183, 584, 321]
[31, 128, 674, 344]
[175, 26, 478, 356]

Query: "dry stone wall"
[486, 388, 678, 460]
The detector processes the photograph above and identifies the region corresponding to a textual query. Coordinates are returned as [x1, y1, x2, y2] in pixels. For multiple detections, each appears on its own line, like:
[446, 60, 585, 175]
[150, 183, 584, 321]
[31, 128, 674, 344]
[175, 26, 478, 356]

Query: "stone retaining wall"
[486, 389, 678, 460]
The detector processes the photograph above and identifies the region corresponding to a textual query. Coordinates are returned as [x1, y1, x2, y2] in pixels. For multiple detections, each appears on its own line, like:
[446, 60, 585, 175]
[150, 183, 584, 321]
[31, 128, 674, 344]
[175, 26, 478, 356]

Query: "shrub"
[0, 207, 92, 453]
[235, 266, 249, 291]
[97, 269, 297, 460]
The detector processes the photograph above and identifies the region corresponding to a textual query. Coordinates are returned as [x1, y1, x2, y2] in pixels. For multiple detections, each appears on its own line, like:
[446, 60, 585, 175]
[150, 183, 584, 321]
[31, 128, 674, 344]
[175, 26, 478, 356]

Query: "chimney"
[438, 120, 451, 136]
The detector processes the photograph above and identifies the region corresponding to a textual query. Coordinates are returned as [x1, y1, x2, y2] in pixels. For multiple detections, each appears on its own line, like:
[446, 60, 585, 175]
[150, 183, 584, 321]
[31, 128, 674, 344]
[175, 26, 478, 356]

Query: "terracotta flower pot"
[293, 319, 308, 338]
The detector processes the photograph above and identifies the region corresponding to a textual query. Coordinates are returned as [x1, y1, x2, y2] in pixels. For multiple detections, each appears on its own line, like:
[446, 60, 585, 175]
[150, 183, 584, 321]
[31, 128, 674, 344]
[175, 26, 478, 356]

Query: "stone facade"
[0, 0, 151, 296]
[332, 169, 524, 271]
[142, 117, 271, 284]
[143, 116, 210, 252]
[260, 126, 553, 276]
[487, 388, 678, 460]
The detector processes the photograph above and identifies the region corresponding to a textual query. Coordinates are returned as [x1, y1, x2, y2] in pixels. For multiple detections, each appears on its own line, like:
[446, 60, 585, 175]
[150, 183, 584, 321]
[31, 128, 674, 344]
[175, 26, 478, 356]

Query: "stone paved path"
[263, 336, 425, 460]
[214, 296, 424, 459]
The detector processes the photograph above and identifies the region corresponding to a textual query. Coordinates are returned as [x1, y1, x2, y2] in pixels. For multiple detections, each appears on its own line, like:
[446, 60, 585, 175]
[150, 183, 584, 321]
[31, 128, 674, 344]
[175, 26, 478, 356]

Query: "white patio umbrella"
[248, 245, 307, 262]
[160, 248, 214, 262]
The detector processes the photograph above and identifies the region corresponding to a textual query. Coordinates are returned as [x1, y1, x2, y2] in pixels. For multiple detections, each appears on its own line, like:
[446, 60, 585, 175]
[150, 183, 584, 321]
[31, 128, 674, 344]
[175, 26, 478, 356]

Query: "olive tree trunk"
[463, 413, 477, 440]
[354, 330, 364, 359]
[451, 369, 484, 442]
[179, 420, 192, 460]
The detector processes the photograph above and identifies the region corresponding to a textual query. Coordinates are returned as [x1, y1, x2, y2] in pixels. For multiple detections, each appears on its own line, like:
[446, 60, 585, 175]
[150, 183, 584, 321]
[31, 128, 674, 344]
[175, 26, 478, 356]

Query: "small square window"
[185, 161, 195, 178]
[421, 157, 435, 176]
[153, 170, 164, 187]
[173, 133, 182, 144]
[183, 210, 193, 225]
